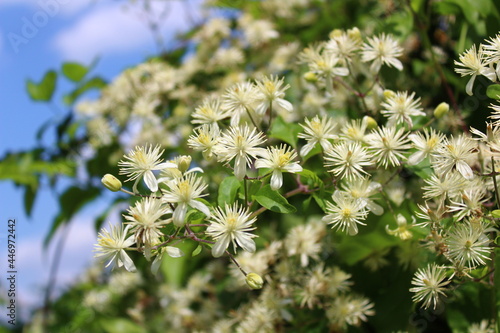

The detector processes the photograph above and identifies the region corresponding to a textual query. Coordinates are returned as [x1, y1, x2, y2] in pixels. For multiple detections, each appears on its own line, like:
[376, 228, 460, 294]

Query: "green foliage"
[269, 116, 302, 148]
[26, 70, 57, 102]
[217, 176, 241, 206]
[62, 62, 90, 82]
[252, 185, 296, 214]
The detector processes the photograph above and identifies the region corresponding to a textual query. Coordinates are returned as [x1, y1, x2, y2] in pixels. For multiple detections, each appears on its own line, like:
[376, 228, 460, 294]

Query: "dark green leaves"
[218, 176, 241, 206]
[26, 70, 57, 102]
[269, 116, 302, 148]
[252, 185, 296, 213]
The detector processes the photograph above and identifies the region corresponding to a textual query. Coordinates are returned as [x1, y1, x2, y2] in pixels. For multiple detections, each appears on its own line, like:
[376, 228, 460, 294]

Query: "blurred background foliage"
[1, 0, 500, 332]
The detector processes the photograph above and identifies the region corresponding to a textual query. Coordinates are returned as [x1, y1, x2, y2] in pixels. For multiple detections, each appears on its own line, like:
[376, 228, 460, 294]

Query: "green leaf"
[487, 84, 500, 100]
[62, 62, 89, 82]
[218, 176, 241, 206]
[269, 116, 302, 148]
[298, 168, 324, 188]
[192, 244, 202, 257]
[252, 185, 296, 213]
[23, 184, 38, 217]
[63, 76, 107, 105]
[492, 210, 500, 218]
[26, 70, 57, 102]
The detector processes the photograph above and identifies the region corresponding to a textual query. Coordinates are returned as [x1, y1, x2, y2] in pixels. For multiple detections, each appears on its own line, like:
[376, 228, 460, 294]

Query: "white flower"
[222, 82, 259, 126]
[324, 141, 371, 180]
[298, 115, 339, 156]
[366, 126, 411, 168]
[94, 224, 136, 272]
[422, 171, 468, 201]
[124, 197, 172, 260]
[432, 134, 477, 180]
[339, 118, 369, 143]
[454, 44, 496, 96]
[445, 220, 491, 267]
[187, 124, 221, 161]
[322, 191, 368, 235]
[285, 222, 325, 267]
[407, 128, 445, 165]
[325, 31, 362, 64]
[327, 294, 375, 328]
[206, 203, 258, 258]
[255, 144, 302, 190]
[118, 144, 176, 193]
[361, 33, 403, 73]
[410, 264, 450, 309]
[484, 33, 500, 79]
[215, 125, 266, 180]
[191, 97, 232, 128]
[309, 52, 350, 78]
[253, 75, 293, 115]
[161, 174, 210, 227]
[340, 177, 383, 215]
[380, 91, 425, 128]
[447, 188, 487, 221]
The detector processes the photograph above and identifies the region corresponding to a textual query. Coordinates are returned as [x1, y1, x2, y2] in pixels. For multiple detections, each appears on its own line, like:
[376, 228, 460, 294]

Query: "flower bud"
[383, 89, 395, 100]
[433, 102, 449, 119]
[329, 29, 343, 39]
[245, 272, 264, 290]
[101, 174, 122, 192]
[363, 116, 378, 130]
[303, 72, 318, 82]
[177, 155, 192, 173]
[347, 27, 362, 42]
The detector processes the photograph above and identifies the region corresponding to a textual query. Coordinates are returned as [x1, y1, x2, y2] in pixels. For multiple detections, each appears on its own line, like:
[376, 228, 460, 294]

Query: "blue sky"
[0, 0, 201, 321]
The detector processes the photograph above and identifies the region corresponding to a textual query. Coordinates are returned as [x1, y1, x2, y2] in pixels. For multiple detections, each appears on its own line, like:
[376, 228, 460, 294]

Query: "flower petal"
[144, 170, 158, 192]
[166, 246, 184, 258]
[270, 170, 283, 190]
[212, 235, 231, 258]
[236, 235, 256, 253]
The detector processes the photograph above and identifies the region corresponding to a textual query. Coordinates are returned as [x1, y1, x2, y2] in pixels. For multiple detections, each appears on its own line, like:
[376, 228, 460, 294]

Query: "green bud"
[101, 174, 122, 192]
[363, 116, 378, 130]
[383, 89, 395, 100]
[433, 102, 449, 119]
[329, 29, 343, 39]
[347, 27, 362, 43]
[178, 155, 192, 173]
[245, 272, 264, 290]
[303, 72, 318, 82]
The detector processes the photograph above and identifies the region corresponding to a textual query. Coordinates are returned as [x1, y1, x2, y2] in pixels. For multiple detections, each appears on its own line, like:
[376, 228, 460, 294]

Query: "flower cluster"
[82, 5, 500, 329]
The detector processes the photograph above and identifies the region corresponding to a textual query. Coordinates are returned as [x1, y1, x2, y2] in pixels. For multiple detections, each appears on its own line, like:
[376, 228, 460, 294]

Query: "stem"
[120, 188, 162, 199]
[491, 156, 500, 209]
[267, 104, 274, 133]
[245, 107, 261, 131]
[226, 251, 248, 276]
[244, 178, 249, 205]
[43, 222, 72, 332]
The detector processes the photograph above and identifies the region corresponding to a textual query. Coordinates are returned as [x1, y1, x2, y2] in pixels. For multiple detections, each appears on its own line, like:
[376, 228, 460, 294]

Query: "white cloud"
[53, 1, 198, 62]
